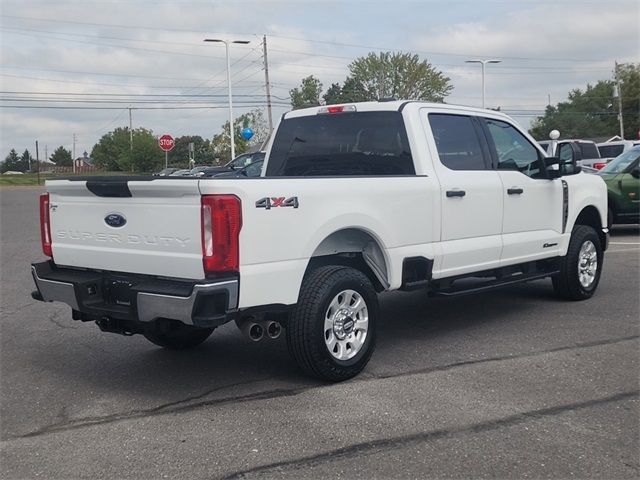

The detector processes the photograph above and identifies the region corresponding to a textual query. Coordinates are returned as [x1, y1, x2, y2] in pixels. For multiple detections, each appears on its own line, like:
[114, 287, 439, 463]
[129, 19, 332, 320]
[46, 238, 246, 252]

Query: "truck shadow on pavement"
[12, 277, 621, 440]
[29, 281, 547, 396]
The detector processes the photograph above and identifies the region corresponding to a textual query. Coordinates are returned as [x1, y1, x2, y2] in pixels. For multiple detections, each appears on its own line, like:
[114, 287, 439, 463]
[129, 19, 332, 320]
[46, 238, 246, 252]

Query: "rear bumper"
[31, 261, 238, 328]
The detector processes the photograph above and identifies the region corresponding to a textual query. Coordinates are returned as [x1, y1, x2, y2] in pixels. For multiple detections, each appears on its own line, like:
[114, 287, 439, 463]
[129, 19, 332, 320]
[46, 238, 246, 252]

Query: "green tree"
[168, 135, 216, 167]
[346, 52, 452, 101]
[1, 149, 22, 173]
[50, 145, 72, 166]
[297, 52, 452, 107]
[530, 63, 639, 140]
[290, 75, 323, 109]
[211, 109, 269, 162]
[91, 127, 130, 171]
[91, 127, 163, 172]
[20, 149, 32, 171]
[323, 77, 368, 104]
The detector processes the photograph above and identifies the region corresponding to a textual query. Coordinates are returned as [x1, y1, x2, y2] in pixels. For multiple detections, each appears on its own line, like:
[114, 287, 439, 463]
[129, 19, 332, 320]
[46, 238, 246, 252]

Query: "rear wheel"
[552, 225, 603, 300]
[287, 265, 378, 381]
[143, 321, 214, 350]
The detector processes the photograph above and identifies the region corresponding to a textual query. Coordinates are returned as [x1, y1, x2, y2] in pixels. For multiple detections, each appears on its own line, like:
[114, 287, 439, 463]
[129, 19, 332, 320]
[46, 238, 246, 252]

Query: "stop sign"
[158, 134, 175, 152]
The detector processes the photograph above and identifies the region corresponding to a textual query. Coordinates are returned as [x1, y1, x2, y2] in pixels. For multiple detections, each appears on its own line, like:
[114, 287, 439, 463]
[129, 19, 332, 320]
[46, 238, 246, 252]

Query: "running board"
[431, 270, 559, 297]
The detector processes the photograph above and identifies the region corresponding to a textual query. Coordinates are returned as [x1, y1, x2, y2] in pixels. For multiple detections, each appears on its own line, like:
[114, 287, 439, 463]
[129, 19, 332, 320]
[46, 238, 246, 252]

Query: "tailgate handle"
[86, 180, 132, 198]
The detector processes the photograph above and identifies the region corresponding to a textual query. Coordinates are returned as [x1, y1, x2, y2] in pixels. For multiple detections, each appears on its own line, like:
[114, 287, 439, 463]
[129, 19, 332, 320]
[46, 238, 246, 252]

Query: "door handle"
[446, 190, 466, 198]
[507, 188, 524, 195]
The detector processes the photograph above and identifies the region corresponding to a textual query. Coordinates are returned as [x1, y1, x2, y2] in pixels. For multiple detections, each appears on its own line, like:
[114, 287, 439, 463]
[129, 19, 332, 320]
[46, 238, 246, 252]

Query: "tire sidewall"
[313, 270, 378, 370]
[571, 227, 603, 297]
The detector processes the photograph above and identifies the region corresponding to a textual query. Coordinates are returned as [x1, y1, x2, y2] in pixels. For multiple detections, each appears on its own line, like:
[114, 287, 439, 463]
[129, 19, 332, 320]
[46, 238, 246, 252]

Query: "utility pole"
[263, 35, 273, 133]
[547, 93, 551, 107]
[72, 133, 77, 174]
[35, 141, 40, 185]
[129, 106, 133, 150]
[614, 61, 625, 139]
[44, 144, 48, 164]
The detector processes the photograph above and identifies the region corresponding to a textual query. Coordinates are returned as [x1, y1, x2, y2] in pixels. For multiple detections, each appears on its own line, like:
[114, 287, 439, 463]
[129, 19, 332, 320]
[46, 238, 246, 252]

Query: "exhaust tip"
[248, 323, 264, 342]
[266, 321, 282, 339]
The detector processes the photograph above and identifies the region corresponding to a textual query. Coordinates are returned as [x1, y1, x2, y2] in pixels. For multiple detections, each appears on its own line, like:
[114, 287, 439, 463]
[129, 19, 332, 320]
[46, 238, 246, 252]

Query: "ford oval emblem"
[105, 213, 127, 228]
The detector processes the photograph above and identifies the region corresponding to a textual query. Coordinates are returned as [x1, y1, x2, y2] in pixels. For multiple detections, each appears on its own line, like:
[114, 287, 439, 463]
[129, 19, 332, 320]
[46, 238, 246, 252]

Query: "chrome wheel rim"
[578, 240, 598, 288]
[324, 289, 369, 361]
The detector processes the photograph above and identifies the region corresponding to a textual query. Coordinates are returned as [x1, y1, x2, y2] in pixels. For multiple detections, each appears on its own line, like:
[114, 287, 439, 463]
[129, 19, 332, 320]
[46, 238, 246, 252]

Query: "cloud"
[0, 0, 637, 155]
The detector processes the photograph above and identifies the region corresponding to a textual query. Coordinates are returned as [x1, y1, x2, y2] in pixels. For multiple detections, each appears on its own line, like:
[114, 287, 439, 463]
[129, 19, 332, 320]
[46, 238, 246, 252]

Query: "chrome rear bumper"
[31, 261, 238, 328]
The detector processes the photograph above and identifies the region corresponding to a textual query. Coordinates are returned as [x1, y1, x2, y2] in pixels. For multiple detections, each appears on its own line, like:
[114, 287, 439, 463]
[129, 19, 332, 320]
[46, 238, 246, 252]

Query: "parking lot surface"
[1, 186, 638, 479]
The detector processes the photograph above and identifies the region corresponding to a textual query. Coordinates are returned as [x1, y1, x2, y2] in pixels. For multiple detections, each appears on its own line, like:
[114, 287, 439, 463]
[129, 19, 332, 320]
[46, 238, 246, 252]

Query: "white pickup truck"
[31, 101, 608, 381]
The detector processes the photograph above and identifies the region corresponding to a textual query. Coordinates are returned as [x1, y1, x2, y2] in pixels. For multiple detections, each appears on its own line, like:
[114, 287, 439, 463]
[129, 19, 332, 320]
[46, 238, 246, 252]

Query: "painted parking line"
[608, 249, 640, 253]
[610, 242, 640, 245]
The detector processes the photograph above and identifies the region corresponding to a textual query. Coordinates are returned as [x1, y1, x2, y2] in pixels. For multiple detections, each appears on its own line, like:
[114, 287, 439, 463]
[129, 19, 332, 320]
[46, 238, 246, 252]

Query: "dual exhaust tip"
[236, 317, 282, 342]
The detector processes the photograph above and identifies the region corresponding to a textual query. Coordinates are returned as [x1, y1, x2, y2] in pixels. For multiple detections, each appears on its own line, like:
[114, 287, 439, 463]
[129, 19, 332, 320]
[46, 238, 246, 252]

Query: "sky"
[0, 0, 638, 160]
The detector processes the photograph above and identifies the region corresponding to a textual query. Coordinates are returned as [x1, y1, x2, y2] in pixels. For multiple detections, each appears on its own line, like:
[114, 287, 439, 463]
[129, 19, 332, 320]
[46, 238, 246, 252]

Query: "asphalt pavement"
[1, 186, 638, 479]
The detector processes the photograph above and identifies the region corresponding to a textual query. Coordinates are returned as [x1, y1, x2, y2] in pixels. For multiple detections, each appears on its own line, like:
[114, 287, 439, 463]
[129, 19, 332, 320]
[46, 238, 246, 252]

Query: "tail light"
[593, 162, 607, 170]
[39, 193, 52, 257]
[201, 195, 242, 274]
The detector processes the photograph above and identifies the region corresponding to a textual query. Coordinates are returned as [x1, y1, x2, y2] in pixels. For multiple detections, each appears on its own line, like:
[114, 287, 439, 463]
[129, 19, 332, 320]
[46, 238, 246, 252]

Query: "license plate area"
[104, 279, 135, 306]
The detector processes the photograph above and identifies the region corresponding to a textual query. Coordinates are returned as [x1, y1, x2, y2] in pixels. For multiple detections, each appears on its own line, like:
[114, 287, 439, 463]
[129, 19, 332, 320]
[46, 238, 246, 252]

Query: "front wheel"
[287, 265, 378, 381]
[143, 321, 214, 350]
[552, 225, 603, 300]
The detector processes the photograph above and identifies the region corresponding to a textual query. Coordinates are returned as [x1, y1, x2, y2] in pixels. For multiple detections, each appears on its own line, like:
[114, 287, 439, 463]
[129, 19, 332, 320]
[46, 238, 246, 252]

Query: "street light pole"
[466, 59, 501, 109]
[204, 38, 250, 162]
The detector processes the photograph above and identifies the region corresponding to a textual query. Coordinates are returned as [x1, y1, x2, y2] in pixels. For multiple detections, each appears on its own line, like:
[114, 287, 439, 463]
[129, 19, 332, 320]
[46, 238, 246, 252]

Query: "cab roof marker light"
[318, 105, 357, 114]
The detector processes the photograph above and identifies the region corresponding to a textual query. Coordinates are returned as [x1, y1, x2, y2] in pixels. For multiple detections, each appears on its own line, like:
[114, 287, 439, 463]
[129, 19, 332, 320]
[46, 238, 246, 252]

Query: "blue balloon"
[241, 127, 254, 140]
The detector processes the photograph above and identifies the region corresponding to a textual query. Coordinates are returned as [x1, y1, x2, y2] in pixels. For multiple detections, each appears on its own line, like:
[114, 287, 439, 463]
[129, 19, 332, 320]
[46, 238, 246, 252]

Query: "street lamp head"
[203, 38, 250, 44]
[466, 59, 502, 64]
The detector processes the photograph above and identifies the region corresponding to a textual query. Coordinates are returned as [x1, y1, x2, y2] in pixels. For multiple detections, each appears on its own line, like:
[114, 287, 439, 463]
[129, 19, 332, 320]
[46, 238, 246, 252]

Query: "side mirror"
[544, 156, 581, 179]
[631, 167, 640, 179]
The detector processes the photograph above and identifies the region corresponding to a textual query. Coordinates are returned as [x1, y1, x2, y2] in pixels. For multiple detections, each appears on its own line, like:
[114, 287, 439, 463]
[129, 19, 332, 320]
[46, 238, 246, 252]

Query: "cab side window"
[428, 114, 488, 171]
[484, 118, 545, 178]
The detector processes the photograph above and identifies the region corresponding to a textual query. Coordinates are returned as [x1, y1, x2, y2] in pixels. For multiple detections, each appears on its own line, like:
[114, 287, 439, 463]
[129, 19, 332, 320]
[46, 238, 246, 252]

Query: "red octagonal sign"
[158, 134, 175, 152]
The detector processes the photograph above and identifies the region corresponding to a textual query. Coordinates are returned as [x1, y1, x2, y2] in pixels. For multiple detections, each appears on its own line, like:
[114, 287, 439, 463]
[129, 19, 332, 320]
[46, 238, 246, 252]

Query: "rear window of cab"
[266, 111, 415, 176]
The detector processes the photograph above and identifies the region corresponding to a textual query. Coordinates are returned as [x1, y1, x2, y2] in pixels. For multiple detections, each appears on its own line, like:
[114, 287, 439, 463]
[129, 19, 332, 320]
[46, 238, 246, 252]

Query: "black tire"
[552, 225, 603, 300]
[287, 265, 378, 382]
[143, 321, 214, 350]
[607, 206, 614, 230]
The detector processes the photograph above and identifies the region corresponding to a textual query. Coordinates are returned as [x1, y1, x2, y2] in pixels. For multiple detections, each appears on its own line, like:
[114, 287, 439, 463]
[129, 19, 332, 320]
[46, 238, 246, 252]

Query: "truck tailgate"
[47, 178, 204, 279]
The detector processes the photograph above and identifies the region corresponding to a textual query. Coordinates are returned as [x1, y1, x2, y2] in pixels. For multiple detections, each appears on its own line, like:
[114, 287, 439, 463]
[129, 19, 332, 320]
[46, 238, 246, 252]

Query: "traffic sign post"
[158, 134, 175, 169]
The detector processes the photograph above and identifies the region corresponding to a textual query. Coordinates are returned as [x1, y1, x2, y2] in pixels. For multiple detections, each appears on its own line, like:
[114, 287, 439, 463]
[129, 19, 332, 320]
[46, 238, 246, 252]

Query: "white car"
[31, 101, 608, 381]
[597, 140, 640, 159]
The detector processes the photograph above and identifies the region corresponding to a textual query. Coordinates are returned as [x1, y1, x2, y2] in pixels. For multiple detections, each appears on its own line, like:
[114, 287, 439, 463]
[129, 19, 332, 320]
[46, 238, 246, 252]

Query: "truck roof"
[283, 100, 512, 121]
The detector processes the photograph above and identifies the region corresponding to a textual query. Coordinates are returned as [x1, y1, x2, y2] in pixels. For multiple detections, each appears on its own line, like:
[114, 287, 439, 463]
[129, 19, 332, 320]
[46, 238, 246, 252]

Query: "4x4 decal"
[256, 197, 299, 210]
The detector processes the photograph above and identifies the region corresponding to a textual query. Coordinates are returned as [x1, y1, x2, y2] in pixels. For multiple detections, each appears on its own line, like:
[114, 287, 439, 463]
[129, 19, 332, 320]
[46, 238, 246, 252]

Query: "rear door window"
[579, 142, 600, 159]
[428, 114, 488, 170]
[266, 111, 414, 176]
[598, 144, 625, 158]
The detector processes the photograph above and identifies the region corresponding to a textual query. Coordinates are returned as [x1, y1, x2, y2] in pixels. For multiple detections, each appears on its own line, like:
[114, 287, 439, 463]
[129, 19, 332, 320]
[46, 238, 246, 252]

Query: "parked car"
[597, 140, 640, 159]
[599, 145, 640, 227]
[154, 168, 178, 176]
[201, 152, 266, 177]
[169, 169, 191, 176]
[31, 100, 608, 381]
[538, 139, 605, 170]
[188, 166, 210, 176]
[213, 159, 264, 178]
